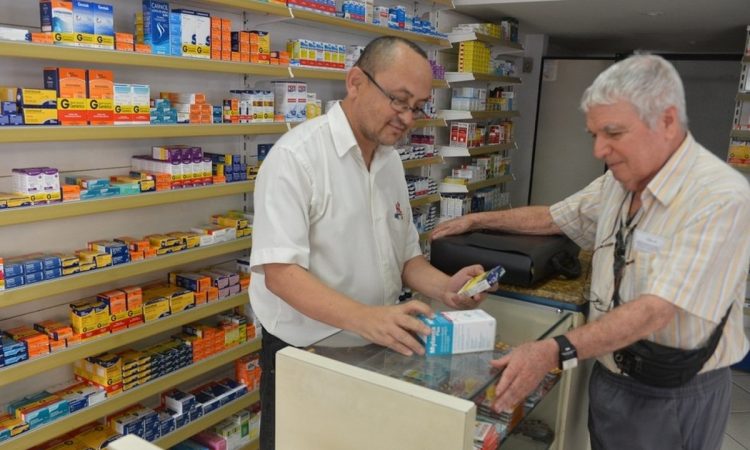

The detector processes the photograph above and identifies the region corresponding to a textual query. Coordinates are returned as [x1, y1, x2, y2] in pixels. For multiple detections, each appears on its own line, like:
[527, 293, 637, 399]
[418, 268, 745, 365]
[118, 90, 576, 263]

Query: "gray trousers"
[588, 361, 731, 450]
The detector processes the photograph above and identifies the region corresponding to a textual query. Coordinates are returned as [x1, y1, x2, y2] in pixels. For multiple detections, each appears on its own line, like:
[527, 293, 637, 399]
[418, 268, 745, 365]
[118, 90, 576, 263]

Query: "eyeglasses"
[360, 68, 429, 119]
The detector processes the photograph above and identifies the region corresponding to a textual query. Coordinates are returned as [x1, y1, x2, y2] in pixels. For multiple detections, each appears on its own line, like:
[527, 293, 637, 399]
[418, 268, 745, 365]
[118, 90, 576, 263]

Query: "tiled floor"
[723, 370, 750, 450]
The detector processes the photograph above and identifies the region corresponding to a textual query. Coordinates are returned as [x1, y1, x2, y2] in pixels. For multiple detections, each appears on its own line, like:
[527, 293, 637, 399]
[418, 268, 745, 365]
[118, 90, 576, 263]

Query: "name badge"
[633, 230, 665, 253]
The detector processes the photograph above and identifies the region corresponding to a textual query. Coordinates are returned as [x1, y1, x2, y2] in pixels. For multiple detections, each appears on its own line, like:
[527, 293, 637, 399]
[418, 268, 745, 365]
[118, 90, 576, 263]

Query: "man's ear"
[661, 105, 680, 138]
[346, 66, 366, 97]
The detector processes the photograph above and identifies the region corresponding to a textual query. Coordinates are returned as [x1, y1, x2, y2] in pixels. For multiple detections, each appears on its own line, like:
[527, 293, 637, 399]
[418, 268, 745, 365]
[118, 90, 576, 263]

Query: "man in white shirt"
[250, 36, 487, 450]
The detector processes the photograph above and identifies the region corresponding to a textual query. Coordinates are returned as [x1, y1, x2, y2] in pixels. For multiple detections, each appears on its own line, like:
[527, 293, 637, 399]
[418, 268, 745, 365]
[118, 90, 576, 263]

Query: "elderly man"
[250, 36, 486, 450]
[432, 53, 750, 450]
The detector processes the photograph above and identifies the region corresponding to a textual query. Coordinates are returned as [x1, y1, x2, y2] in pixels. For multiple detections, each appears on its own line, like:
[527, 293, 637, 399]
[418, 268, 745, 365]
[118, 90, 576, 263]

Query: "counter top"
[496, 251, 592, 312]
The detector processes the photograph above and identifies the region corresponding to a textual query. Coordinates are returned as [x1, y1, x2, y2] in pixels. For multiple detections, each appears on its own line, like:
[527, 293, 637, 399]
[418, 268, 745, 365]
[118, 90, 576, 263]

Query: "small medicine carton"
[419, 309, 496, 356]
[458, 265, 505, 297]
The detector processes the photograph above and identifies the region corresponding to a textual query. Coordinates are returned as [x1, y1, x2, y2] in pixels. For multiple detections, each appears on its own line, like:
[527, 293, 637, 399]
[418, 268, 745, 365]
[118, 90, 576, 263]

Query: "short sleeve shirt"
[249, 102, 422, 347]
[550, 134, 750, 373]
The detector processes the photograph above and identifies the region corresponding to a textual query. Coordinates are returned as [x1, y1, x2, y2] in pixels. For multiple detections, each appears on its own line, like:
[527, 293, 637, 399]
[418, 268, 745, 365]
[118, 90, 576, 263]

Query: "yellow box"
[93, 252, 112, 268]
[0, 193, 32, 208]
[22, 107, 59, 125]
[143, 295, 170, 322]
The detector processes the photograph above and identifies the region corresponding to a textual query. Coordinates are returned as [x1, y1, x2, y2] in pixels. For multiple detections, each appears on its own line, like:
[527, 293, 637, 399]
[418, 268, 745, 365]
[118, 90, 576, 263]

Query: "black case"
[431, 232, 581, 287]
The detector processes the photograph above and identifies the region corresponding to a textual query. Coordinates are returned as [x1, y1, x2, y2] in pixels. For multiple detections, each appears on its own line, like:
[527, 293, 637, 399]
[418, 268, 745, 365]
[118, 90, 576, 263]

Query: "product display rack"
[439, 109, 519, 121]
[731, 130, 750, 140]
[0, 237, 252, 307]
[0, 182, 254, 226]
[409, 193, 441, 208]
[444, 72, 521, 85]
[446, 31, 524, 54]
[439, 174, 514, 193]
[415, 118, 448, 128]
[154, 391, 260, 449]
[402, 155, 443, 169]
[0, 294, 248, 388]
[0, 340, 260, 450]
[0, 123, 292, 143]
[728, 28, 750, 173]
[438, 141, 515, 157]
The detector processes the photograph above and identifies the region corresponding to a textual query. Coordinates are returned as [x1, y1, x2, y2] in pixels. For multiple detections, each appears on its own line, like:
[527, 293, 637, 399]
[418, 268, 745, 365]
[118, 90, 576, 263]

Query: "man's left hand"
[490, 339, 558, 412]
[442, 264, 490, 309]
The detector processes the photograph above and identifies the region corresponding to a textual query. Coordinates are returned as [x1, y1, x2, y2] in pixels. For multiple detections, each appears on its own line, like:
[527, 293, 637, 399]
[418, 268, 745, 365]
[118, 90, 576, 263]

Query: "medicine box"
[142, 0, 170, 55]
[419, 309, 496, 356]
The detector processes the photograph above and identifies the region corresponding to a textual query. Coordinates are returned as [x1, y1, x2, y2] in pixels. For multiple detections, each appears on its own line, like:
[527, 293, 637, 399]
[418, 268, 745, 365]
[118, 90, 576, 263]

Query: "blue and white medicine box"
[419, 309, 496, 356]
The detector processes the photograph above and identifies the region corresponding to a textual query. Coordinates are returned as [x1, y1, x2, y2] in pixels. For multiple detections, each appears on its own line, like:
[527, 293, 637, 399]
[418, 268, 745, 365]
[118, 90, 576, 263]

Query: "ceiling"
[451, 0, 750, 55]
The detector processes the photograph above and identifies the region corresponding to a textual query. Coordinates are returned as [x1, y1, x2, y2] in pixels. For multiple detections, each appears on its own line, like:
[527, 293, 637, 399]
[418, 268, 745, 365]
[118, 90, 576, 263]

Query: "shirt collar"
[328, 101, 359, 158]
[645, 133, 696, 206]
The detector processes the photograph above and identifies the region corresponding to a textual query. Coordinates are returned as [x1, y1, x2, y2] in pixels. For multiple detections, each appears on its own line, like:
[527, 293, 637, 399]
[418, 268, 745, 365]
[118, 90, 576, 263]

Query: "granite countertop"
[496, 251, 592, 310]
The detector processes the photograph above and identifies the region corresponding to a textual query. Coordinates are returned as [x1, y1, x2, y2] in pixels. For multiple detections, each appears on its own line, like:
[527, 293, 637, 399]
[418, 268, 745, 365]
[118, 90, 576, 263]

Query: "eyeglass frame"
[359, 68, 429, 119]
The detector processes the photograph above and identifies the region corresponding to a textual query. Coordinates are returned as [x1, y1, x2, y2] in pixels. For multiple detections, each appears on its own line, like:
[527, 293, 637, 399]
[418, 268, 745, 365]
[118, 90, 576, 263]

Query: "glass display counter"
[275, 295, 576, 450]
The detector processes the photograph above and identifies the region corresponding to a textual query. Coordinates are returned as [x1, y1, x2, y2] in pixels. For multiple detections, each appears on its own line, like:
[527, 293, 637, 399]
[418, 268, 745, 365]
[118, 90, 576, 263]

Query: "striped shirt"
[550, 133, 750, 373]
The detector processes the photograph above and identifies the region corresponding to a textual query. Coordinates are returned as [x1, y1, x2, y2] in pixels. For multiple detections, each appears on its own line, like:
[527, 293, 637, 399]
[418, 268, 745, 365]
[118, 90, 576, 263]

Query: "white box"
[419, 309, 496, 356]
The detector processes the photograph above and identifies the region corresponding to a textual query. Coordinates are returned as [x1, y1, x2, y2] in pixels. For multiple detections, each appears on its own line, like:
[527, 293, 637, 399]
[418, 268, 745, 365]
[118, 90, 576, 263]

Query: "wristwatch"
[553, 335, 578, 371]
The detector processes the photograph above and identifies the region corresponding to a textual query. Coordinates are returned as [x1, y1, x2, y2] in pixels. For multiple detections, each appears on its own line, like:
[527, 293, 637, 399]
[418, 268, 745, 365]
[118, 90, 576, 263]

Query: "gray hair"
[580, 53, 688, 129]
[354, 36, 428, 76]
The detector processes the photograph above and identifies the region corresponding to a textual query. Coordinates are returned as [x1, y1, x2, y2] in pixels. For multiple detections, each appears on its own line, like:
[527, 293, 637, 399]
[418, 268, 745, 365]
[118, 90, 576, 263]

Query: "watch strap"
[553, 335, 578, 371]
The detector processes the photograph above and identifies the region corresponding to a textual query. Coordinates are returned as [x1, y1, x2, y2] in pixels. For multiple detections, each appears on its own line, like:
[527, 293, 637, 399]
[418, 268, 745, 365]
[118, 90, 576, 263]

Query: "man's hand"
[431, 215, 475, 240]
[441, 264, 490, 309]
[352, 300, 434, 356]
[490, 339, 558, 412]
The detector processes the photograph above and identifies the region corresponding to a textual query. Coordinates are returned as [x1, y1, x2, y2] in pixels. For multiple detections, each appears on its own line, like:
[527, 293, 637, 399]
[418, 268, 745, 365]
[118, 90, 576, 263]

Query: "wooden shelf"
[0, 340, 260, 450]
[446, 32, 524, 54]
[203, 0, 292, 17]
[291, 66, 345, 80]
[402, 156, 443, 169]
[0, 123, 290, 143]
[0, 295, 248, 388]
[738, 92, 750, 102]
[410, 193, 440, 208]
[0, 237, 252, 307]
[439, 110, 519, 121]
[0, 182, 253, 227]
[439, 174, 513, 193]
[155, 391, 260, 448]
[414, 118, 447, 128]
[289, 9, 451, 48]
[444, 72, 521, 85]
[0, 40, 290, 77]
[439, 142, 515, 157]
[731, 130, 750, 140]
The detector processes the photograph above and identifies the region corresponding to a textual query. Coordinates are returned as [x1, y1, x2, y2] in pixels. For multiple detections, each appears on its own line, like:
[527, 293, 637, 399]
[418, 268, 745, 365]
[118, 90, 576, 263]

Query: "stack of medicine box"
[170, 271, 220, 306]
[210, 17, 232, 61]
[75, 352, 123, 397]
[40, 1, 115, 48]
[115, 349, 150, 391]
[142, 284, 195, 322]
[486, 88, 514, 112]
[65, 174, 117, 200]
[97, 287, 144, 334]
[170, 9, 211, 59]
[0, 94, 23, 126]
[3, 254, 63, 289]
[182, 406, 251, 450]
[6, 391, 69, 431]
[212, 213, 252, 239]
[33, 319, 75, 351]
[150, 98, 178, 124]
[12, 167, 62, 204]
[114, 236, 158, 260]
[0, 333, 28, 367]
[138, 0, 170, 55]
[89, 240, 131, 266]
[50, 381, 106, 414]
[69, 298, 110, 340]
[0, 414, 28, 442]
[44, 67, 87, 126]
[143, 338, 192, 380]
[150, 144, 213, 187]
[204, 152, 247, 183]
[217, 310, 248, 349]
[229, 89, 275, 123]
[180, 322, 226, 363]
[160, 91, 212, 124]
[4, 326, 50, 359]
[142, 233, 186, 257]
[67, 423, 122, 449]
[235, 353, 261, 390]
[0, 86, 58, 125]
[272, 81, 307, 123]
[160, 389, 198, 430]
[230, 30, 271, 63]
[200, 268, 242, 300]
[127, 163, 177, 191]
[108, 404, 160, 441]
[113, 83, 150, 125]
[115, 32, 135, 51]
[75, 246, 112, 271]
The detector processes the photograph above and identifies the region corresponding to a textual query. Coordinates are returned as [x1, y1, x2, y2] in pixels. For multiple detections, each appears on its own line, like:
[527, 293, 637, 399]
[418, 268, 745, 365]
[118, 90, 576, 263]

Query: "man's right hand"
[352, 300, 434, 356]
[431, 215, 475, 240]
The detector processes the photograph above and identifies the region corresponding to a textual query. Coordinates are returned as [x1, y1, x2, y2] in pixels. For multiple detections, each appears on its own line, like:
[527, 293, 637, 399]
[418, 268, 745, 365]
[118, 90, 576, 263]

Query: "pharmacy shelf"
[288, 68, 448, 89]
[439, 174, 514, 193]
[0, 237, 252, 307]
[0, 40, 289, 77]
[0, 294, 248, 388]
[155, 390, 260, 448]
[731, 130, 750, 140]
[414, 118, 447, 128]
[402, 156, 443, 169]
[444, 72, 521, 85]
[410, 193, 440, 208]
[1, 340, 260, 450]
[0, 123, 289, 144]
[439, 142, 515, 157]
[0, 182, 254, 226]
[730, 163, 750, 173]
[432, 79, 450, 89]
[203, 0, 293, 17]
[289, 9, 451, 48]
[446, 32, 524, 54]
[438, 110, 520, 121]
[738, 92, 750, 102]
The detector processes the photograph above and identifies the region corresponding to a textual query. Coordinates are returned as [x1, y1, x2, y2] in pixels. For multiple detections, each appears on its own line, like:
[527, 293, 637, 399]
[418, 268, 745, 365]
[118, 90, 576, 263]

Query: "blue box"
[5, 275, 25, 289]
[1, 101, 17, 115]
[93, 2, 113, 36]
[24, 271, 45, 285]
[3, 261, 23, 277]
[44, 267, 62, 280]
[72, 1, 95, 34]
[143, 0, 170, 55]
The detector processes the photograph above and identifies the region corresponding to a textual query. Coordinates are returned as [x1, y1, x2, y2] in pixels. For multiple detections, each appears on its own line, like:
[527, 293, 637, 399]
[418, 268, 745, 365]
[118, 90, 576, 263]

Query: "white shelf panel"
[444, 72, 521, 85]
[438, 110, 519, 121]
[438, 142, 515, 157]
[446, 32, 524, 54]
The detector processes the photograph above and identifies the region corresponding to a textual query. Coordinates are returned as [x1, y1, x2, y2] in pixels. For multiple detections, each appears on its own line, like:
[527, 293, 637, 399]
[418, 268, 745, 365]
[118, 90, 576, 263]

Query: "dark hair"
[354, 36, 428, 76]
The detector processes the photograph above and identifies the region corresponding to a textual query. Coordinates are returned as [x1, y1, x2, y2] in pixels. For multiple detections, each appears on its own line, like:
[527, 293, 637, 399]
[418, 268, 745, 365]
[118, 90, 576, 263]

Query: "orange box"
[129, 250, 143, 261]
[134, 43, 151, 53]
[97, 289, 127, 317]
[231, 52, 240, 62]
[31, 32, 54, 44]
[206, 286, 219, 302]
[194, 290, 208, 305]
[143, 247, 157, 258]
[45, 67, 86, 98]
[126, 315, 144, 328]
[87, 70, 113, 99]
[115, 32, 134, 44]
[66, 334, 82, 346]
[115, 42, 134, 52]
[120, 286, 143, 311]
[110, 318, 128, 334]
[49, 338, 66, 352]
[34, 320, 74, 340]
[62, 183, 81, 201]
